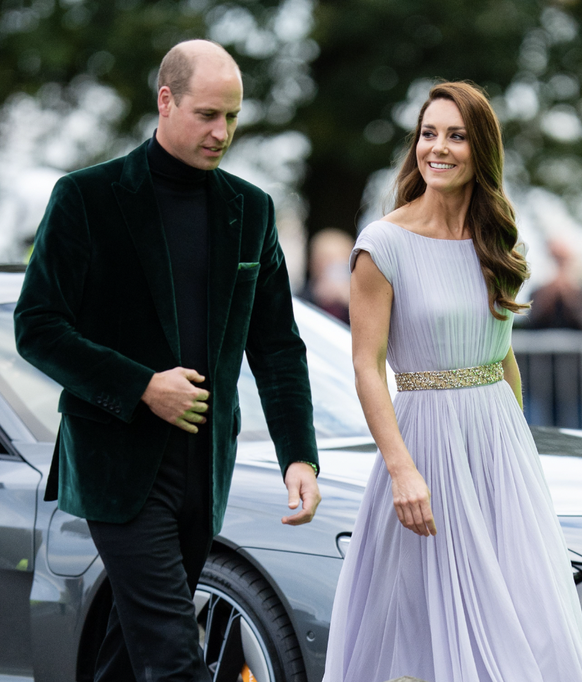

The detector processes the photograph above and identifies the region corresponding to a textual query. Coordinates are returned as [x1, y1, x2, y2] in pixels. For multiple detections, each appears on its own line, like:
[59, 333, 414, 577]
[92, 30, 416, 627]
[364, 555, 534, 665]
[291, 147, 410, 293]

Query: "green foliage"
[3, 0, 582, 235]
[0, 0, 283, 131]
[500, 5, 582, 216]
[296, 0, 543, 232]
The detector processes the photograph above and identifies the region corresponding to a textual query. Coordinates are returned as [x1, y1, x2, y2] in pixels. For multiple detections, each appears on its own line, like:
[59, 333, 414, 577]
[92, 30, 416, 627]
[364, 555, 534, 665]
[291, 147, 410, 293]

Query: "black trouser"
[88, 428, 213, 682]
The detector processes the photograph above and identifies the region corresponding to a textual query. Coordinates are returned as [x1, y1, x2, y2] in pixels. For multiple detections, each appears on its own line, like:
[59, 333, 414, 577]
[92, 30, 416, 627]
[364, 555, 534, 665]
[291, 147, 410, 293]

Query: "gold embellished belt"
[395, 361, 503, 392]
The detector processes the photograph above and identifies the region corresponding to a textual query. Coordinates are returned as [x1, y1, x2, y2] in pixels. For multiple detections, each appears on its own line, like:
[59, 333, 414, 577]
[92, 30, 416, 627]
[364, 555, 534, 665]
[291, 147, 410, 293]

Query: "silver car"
[1, 268, 582, 682]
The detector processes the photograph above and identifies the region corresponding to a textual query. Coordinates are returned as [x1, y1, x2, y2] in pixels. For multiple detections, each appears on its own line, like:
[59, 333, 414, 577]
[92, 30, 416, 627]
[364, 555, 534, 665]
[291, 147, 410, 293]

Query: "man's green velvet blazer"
[14, 141, 318, 535]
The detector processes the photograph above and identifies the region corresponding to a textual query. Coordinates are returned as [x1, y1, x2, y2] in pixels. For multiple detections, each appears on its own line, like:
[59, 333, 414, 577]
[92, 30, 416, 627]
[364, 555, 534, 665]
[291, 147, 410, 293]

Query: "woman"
[322, 82, 582, 682]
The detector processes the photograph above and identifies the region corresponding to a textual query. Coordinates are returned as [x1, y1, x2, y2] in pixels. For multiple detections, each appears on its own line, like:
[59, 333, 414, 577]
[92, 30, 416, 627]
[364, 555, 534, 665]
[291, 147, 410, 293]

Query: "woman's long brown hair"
[394, 81, 529, 320]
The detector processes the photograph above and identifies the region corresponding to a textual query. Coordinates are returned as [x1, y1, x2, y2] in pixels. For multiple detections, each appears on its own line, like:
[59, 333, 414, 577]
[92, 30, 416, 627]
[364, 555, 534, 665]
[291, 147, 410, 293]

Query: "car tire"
[196, 552, 307, 682]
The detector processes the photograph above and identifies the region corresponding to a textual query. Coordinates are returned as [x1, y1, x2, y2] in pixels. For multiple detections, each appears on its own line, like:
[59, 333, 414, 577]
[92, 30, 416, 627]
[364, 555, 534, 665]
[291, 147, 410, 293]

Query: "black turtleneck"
[147, 134, 209, 380]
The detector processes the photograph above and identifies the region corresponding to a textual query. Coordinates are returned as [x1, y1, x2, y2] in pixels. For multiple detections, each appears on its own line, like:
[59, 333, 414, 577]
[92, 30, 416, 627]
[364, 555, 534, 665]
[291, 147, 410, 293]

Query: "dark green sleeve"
[14, 175, 154, 423]
[244, 195, 319, 476]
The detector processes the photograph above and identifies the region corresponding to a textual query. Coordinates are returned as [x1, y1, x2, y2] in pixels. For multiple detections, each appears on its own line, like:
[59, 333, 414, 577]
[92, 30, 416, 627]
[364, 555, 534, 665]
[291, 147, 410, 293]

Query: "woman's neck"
[396, 185, 474, 240]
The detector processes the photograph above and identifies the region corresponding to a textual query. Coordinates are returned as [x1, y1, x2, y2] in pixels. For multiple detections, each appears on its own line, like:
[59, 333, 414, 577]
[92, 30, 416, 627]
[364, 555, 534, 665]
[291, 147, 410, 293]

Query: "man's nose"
[211, 117, 229, 143]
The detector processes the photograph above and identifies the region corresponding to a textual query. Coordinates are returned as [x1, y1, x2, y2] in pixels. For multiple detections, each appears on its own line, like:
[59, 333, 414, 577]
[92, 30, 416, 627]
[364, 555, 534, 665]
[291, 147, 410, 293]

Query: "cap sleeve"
[350, 221, 396, 284]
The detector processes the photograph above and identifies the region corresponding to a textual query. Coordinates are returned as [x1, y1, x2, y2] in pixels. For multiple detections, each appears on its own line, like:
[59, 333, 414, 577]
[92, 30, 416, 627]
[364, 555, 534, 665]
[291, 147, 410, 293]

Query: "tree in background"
[0, 0, 318, 258]
[2, 0, 582, 242]
[296, 0, 542, 233]
[0, 0, 310, 162]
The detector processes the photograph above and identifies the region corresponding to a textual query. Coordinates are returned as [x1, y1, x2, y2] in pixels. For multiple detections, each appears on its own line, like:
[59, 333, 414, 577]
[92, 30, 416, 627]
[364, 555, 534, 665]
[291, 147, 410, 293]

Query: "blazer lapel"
[112, 143, 181, 363]
[207, 170, 243, 378]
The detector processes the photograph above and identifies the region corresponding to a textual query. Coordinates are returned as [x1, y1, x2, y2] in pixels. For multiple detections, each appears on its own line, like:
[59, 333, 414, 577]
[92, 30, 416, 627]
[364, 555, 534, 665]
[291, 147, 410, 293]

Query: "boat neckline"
[376, 220, 473, 243]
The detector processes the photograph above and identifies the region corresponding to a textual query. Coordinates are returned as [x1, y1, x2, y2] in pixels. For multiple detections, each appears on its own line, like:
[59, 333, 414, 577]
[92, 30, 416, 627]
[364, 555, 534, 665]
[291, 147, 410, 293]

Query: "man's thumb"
[288, 487, 300, 509]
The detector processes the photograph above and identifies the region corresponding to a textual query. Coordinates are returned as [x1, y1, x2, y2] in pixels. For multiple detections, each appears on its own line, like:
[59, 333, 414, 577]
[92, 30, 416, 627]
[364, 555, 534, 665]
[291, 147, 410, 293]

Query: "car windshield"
[238, 301, 370, 441]
[0, 299, 370, 443]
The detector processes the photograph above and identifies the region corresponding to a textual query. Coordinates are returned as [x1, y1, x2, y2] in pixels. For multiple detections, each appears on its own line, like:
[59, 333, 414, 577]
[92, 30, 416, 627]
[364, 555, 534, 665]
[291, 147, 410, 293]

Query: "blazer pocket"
[58, 391, 112, 424]
[236, 263, 261, 281]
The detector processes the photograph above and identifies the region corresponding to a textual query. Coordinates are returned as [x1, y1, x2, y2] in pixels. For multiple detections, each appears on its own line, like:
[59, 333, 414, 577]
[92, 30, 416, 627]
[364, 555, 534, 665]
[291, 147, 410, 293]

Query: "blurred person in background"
[14, 39, 320, 682]
[526, 237, 582, 329]
[300, 227, 353, 324]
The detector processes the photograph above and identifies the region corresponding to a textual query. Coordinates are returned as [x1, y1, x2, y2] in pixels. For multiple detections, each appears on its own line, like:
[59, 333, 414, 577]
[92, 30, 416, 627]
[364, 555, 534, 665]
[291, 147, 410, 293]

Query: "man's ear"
[158, 86, 174, 117]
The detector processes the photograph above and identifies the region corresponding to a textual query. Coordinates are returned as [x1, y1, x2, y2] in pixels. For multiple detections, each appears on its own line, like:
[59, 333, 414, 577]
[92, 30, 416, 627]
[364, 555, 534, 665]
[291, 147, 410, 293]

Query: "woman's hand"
[391, 468, 437, 537]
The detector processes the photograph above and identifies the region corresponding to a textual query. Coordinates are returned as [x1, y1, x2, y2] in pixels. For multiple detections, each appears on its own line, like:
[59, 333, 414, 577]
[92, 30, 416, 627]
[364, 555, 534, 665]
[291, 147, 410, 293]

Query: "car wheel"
[196, 552, 307, 682]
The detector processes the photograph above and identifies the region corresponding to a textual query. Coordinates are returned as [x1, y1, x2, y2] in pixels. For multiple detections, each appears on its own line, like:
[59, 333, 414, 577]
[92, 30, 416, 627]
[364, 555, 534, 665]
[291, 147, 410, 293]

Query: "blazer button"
[115, 407, 121, 414]
[96, 398, 103, 405]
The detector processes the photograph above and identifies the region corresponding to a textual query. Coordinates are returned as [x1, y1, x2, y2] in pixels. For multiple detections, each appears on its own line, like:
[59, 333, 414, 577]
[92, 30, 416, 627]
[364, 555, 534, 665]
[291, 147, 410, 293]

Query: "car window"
[238, 301, 370, 440]
[0, 304, 61, 441]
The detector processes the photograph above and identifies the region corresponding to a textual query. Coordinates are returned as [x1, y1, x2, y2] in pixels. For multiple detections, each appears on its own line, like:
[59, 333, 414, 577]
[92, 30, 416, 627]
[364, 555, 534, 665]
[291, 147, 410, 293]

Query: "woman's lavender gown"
[322, 221, 582, 682]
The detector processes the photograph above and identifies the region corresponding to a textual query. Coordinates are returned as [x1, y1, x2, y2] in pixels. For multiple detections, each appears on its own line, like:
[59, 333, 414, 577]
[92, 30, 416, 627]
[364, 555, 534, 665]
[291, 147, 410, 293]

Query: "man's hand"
[282, 462, 321, 526]
[141, 367, 209, 433]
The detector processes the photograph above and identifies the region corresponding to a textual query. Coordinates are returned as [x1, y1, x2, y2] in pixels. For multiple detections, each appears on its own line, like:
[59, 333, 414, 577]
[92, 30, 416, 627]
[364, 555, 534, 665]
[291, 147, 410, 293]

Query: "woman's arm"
[502, 346, 523, 409]
[351, 251, 436, 537]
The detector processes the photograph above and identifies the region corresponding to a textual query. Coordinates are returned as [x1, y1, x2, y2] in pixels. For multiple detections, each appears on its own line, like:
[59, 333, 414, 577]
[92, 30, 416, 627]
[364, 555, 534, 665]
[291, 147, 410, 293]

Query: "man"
[15, 40, 320, 682]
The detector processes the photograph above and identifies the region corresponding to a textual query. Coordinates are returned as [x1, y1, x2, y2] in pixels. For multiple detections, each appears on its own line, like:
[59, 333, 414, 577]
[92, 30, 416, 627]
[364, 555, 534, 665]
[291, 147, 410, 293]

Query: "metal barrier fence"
[513, 329, 582, 429]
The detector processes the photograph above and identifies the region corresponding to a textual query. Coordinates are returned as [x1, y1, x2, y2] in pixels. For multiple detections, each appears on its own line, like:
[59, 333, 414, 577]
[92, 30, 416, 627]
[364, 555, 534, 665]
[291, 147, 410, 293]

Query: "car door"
[0, 431, 41, 679]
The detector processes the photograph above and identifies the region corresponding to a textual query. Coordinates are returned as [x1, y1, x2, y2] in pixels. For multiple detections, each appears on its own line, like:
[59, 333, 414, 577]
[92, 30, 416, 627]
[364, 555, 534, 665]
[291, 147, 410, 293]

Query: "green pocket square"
[238, 262, 260, 270]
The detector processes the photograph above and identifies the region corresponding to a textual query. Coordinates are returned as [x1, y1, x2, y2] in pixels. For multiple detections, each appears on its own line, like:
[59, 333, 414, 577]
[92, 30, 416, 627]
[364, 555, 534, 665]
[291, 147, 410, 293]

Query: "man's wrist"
[295, 460, 319, 477]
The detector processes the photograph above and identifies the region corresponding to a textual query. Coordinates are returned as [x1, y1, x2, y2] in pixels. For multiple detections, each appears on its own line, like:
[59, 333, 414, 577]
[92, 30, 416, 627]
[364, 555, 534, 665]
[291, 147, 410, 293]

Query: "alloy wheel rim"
[195, 584, 275, 682]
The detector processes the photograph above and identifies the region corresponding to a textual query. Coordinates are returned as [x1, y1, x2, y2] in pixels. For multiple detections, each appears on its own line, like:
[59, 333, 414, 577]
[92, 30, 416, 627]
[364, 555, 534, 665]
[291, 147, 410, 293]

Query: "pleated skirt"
[322, 381, 582, 682]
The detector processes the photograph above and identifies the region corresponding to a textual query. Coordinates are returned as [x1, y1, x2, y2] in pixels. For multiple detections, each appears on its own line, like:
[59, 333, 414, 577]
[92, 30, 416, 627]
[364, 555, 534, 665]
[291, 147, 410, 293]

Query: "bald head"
[157, 40, 241, 105]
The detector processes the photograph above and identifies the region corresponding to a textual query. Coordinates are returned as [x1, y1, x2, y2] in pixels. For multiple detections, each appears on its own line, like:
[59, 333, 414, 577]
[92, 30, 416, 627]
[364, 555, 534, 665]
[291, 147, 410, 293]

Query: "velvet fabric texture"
[15, 140, 318, 533]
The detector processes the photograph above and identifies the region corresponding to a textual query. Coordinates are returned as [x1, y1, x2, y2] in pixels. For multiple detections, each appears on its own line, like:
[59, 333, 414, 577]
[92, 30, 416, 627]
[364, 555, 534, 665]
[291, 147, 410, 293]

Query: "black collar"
[147, 131, 207, 186]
